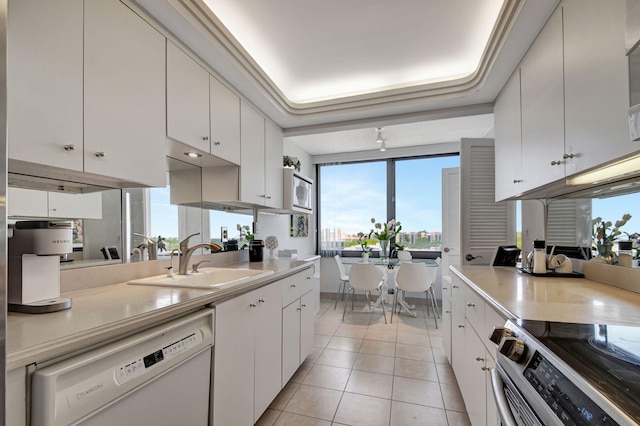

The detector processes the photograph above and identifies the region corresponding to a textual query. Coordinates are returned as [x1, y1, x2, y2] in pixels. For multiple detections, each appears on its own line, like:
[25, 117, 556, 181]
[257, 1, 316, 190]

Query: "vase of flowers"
[369, 218, 402, 264]
[357, 232, 371, 262]
[592, 214, 631, 264]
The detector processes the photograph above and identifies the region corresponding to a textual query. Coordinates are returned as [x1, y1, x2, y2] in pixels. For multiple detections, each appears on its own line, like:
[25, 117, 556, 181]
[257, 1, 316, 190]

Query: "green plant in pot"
[592, 214, 631, 263]
[283, 155, 301, 172]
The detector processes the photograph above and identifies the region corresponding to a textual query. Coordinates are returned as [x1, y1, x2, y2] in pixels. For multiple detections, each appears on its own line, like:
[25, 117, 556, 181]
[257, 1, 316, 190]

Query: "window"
[319, 155, 459, 256]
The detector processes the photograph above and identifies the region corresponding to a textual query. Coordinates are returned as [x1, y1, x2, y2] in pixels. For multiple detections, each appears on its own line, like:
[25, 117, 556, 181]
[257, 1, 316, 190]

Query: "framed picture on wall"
[290, 214, 309, 237]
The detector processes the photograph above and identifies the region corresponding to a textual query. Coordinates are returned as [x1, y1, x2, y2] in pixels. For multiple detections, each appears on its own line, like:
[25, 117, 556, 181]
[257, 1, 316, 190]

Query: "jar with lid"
[617, 241, 633, 268]
[532, 240, 547, 274]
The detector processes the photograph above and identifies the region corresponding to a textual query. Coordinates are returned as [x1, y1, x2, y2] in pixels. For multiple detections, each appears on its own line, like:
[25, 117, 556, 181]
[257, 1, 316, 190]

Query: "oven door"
[490, 363, 544, 426]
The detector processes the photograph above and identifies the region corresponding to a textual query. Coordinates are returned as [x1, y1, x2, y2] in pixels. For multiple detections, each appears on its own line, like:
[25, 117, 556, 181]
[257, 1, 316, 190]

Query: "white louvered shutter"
[546, 199, 592, 247]
[460, 138, 516, 265]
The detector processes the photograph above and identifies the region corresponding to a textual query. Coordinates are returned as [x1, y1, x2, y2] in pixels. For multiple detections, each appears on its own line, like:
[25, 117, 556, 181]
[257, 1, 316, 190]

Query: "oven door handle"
[490, 367, 518, 426]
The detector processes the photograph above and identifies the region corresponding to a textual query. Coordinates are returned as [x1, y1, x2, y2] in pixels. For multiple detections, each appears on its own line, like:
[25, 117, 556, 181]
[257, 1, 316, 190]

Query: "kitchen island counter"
[450, 264, 640, 326]
[7, 258, 313, 370]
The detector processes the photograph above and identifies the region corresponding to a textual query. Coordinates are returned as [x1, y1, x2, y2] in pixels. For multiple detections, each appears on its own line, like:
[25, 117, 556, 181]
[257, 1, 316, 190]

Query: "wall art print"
[290, 214, 309, 237]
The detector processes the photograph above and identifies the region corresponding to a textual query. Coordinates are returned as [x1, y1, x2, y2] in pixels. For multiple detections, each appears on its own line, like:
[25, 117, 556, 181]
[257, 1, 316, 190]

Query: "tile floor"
[256, 294, 471, 426]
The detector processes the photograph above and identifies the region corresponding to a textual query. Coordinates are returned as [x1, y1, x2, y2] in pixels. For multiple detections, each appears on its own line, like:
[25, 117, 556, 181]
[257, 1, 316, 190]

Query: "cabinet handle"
[481, 366, 489, 371]
[457, 324, 465, 328]
[550, 160, 562, 166]
[291, 284, 297, 288]
[63, 144, 76, 151]
[442, 287, 448, 290]
[475, 356, 484, 362]
[297, 307, 302, 311]
[214, 141, 221, 146]
[302, 304, 307, 307]
[202, 136, 209, 141]
[249, 303, 257, 308]
[95, 151, 105, 158]
[467, 303, 475, 307]
[306, 276, 311, 280]
[453, 285, 459, 289]
[563, 153, 575, 159]
[266, 195, 272, 199]
[258, 298, 265, 303]
[513, 179, 522, 183]
[445, 310, 451, 314]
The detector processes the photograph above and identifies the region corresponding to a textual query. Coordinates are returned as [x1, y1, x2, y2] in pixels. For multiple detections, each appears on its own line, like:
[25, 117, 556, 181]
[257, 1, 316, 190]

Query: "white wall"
[255, 139, 317, 257]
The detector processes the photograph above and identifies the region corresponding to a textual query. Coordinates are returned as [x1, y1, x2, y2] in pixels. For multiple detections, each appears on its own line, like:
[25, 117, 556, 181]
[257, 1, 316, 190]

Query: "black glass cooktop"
[517, 320, 640, 424]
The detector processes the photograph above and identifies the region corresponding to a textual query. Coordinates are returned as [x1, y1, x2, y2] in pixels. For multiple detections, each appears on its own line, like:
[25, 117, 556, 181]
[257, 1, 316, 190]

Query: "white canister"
[532, 240, 547, 274]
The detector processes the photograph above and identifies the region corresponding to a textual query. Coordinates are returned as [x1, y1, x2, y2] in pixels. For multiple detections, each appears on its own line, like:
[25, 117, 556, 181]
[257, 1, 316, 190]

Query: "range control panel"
[524, 351, 619, 426]
[116, 331, 202, 385]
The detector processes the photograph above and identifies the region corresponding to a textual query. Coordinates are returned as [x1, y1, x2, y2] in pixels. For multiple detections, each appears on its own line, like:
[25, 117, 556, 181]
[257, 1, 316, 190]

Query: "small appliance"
[8, 220, 73, 313]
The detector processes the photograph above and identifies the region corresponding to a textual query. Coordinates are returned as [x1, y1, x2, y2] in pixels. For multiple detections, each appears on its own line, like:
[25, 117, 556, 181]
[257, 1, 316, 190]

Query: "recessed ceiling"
[202, 0, 504, 104]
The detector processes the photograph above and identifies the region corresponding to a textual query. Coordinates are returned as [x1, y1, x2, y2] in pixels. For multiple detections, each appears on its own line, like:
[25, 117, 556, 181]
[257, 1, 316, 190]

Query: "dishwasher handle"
[490, 367, 518, 426]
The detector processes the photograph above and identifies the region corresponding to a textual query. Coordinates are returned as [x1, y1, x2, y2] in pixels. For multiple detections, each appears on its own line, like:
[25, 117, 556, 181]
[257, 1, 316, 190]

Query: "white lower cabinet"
[6, 367, 27, 426]
[213, 267, 314, 425]
[447, 274, 504, 426]
[282, 270, 315, 385]
[213, 282, 282, 425]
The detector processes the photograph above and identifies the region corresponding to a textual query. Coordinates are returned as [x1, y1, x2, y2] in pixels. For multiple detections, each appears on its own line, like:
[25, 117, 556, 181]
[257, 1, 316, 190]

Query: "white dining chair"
[333, 255, 349, 309]
[391, 262, 438, 328]
[342, 262, 387, 324]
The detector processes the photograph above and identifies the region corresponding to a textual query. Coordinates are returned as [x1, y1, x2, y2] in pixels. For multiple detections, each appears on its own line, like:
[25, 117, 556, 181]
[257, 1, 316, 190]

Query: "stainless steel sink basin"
[127, 267, 274, 290]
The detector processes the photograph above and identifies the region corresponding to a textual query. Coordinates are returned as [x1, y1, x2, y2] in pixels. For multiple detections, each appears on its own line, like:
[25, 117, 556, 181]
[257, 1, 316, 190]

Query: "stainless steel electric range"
[489, 319, 640, 425]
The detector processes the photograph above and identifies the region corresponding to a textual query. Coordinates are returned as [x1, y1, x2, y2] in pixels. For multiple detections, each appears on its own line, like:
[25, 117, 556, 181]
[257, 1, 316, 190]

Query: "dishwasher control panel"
[116, 330, 202, 385]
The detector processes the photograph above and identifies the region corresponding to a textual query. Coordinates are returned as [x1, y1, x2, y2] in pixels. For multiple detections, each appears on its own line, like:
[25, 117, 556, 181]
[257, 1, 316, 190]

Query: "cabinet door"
[563, 0, 632, 175]
[462, 321, 488, 426]
[520, 7, 565, 190]
[214, 292, 255, 426]
[240, 101, 266, 205]
[264, 120, 284, 208]
[441, 296, 452, 363]
[485, 354, 498, 426]
[494, 69, 522, 201]
[167, 41, 211, 152]
[210, 76, 241, 164]
[8, 188, 49, 218]
[8, 0, 83, 171]
[253, 284, 282, 422]
[48, 192, 103, 219]
[282, 300, 301, 386]
[300, 290, 315, 363]
[84, 0, 166, 187]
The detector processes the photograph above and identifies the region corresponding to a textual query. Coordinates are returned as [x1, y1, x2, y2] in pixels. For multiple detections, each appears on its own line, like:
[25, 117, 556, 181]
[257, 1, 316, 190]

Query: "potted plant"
[283, 155, 301, 172]
[592, 214, 631, 263]
[357, 232, 372, 262]
[369, 218, 402, 263]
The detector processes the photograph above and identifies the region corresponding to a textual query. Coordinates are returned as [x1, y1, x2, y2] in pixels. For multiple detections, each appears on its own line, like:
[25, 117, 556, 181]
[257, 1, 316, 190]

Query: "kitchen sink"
[127, 267, 274, 290]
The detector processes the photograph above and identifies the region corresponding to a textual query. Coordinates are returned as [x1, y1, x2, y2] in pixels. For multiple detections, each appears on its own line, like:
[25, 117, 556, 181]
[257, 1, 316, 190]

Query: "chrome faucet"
[178, 232, 222, 275]
[134, 233, 157, 260]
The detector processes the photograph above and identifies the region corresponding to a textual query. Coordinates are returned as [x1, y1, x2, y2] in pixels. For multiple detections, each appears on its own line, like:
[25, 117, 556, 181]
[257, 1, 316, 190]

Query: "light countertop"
[7, 258, 313, 370]
[450, 265, 640, 326]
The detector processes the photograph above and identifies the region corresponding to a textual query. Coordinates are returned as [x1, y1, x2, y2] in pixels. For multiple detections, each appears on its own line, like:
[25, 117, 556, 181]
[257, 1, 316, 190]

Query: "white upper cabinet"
[494, 69, 522, 201]
[84, 0, 166, 188]
[210, 76, 241, 164]
[563, 0, 633, 175]
[520, 7, 565, 190]
[240, 101, 283, 208]
[8, 0, 83, 171]
[166, 40, 211, 153]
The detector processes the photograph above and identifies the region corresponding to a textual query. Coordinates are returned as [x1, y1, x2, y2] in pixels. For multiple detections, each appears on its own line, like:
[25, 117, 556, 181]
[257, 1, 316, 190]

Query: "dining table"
[340, 257, 439, 318]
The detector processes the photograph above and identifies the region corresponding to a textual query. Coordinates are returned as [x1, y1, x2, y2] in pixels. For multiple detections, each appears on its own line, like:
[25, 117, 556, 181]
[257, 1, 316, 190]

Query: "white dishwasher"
[31, 308, 214, 426]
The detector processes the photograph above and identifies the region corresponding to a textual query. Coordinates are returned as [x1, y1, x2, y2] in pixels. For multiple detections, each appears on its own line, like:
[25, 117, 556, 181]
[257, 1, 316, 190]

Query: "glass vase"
[379, 239, 390, 264]
[596, 242, 615, 264]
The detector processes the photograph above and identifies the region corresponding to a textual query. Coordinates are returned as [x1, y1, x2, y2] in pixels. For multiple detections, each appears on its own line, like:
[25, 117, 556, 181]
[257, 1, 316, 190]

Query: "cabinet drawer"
[442, 275, 452, 301]
[464, 285, 485, 333]
[451, 277, 465, 312]
[281, 274, 300, 307]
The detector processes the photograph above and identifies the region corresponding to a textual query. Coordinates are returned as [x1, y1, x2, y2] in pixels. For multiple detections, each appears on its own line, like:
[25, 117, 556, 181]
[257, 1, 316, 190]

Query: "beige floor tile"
[316, 348, 359, 369]
[326, 336, 363, 352]
[340, 314, 372, 326]
[396, 330, 431, 346]
[345, 370, 394, 399]
[389, 401, 448, 426]
[364, 327, 398, 342]
[446, 409, 472, 426]
[307, 346, 324, 363]
[256, 408, 282, 426]
[392, 376, 444, 409]
[334, 324, 368, 339]
[430, 336, 444, 348]
[394, 358, 439, 382]
[284, 384, 342, 421]
[315, 323, 340, 336]
[353, 352, 395, 375]
[359, 340, 396, 357]
[302, 364, 351, 391]
[275, 411, 332, 426]
[432, 347, 449, 364]
[441, 382, 467, 412]
[333, 392, 392, 426]
[395, 343, 434, 362]
[314, 334, 332, 348]
[270, 381, 300, 410]
[435, 363, 457, 385]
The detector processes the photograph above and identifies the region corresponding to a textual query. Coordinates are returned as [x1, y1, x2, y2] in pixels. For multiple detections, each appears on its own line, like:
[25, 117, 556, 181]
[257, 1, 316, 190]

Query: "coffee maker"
[8, 220, 73, 313]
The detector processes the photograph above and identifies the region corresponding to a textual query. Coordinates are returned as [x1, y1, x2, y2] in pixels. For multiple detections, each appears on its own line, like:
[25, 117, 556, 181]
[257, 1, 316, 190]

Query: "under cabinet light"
[184, 152, 202, 158]
[566, 153, 640, 185]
